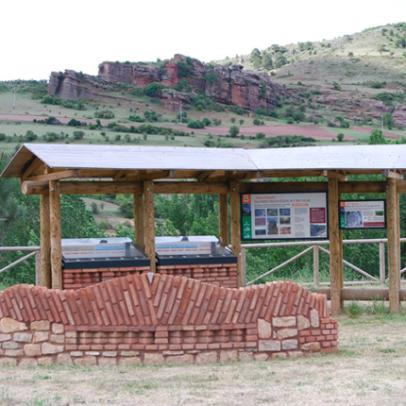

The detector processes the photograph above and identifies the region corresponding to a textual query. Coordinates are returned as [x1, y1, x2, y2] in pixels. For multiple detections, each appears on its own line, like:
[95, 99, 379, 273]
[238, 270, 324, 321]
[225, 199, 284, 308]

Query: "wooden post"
[143, 181, 156, 272]
[379, 242, 386, 285]
[328, 176, 343, 315]
[386, 177, 400, 312]
[313, 245, 320, 288]
[134, 193, 145, 250]
[218, 193, 229, 246]
[230, 181, 243, 287]
[39, 193, 51, 288]
[49, 180, 62, 289]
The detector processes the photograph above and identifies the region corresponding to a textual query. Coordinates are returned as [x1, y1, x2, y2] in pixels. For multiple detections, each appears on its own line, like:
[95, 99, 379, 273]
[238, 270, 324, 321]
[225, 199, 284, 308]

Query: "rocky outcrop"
[49, 55, 290, 112]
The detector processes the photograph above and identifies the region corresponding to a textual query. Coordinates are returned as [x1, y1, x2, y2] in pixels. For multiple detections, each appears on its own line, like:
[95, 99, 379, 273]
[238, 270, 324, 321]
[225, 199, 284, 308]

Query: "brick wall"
[0, 274, 337, 366]
[62, 266, 150, 289]
[63, 263, 238, 290]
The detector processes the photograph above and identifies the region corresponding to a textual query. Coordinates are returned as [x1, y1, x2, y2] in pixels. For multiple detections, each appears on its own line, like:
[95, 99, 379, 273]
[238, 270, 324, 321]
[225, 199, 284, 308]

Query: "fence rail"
[0, 246, 39, 274]
[242, 238, 406, 287]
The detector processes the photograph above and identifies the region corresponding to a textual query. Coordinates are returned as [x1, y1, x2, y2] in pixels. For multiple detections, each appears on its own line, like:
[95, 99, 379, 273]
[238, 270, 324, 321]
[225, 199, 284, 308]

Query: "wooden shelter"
[2, 143, 406, 314]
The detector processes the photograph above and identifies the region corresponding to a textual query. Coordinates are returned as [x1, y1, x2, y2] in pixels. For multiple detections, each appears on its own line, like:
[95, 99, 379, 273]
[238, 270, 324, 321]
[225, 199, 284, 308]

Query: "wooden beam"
[312, 288, 406, 301]
[22, 181, 143, 195]
[218, 194, 229, 246]
[230, 181, 243, 287]
[22, 158, 45, 180]
[49, 180, 62, 289]
[27, 169, 80, 182]
[386, 177, 401, 312]
[134, 193, 144, 250]
[154, 182, 228, 194]
[384, 170, 403, 180]
[328, 176, 343, 315]
[143, 181, 156, 272]
[240, 182, 328, 194]
[39, 193, 51, 288]
[324, 170, 347, 181]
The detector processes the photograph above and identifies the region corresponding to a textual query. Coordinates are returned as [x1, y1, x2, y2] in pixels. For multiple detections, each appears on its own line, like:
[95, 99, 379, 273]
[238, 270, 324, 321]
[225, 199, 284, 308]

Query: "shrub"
[368, 129, 387, 144]
[176, 57, 194, 78]
[0, 133, 6, 141]
[383, 113, 394, 130]
[128, 115, 145, 123]
[67, 118, 82, 127]
[255, 132, 266, 139]
[337, 133, 345, 142]
[43, 132, 60, 142]
[228, 125, 240, 138]
[262, 135, 316, 148]
[187, 120, 205, 129]
[94, 110, 115, 119]
[143, 110, 160, 122]
[23, 130, 37, 141]
[73, 130, 85, 140]
[253, 118, 264, 125]
[143, 82, 163, 97]
[202, 117, 212, 126]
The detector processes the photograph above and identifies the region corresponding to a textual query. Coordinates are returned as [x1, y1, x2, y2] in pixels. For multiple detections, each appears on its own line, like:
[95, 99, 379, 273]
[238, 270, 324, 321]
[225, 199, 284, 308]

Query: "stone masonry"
[0, 274, 337, 366]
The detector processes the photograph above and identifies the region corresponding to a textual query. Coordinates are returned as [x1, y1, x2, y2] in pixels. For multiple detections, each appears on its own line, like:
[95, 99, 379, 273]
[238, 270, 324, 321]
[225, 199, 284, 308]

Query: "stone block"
[118, 356, 142, 366]
[24, 343, 42, 357]
[0, 334, 11, 342]
[297, 315, 310, 330]
[258, 340, 281, 352]
[272, 352, 287, 359]
[219, 350, 238, 363]
[4, 349, 24, 357]
[302, 342, 321, 352]
[50, 334, 65, 344]
[19, 358, 38, 367]
[238, 351, 254, 362]
[0, 318, 27, 333]
[143, 353, 164, 365]
[254, 353, 269, 361]
[166, 354, 194, 365]
[13, 332, 33, 343]
[120, 351, 139, 357]
[2, 341, 20, 350]
[85, 351, 100, 356]
[42, 342, 64, 355]
[73, 356, 97, 366]
[276, 328, 298, 339]
[195, 351, 218, 364]
[272, 316, 296, 328]
[98, 357, 117, 366]
[102, 351, 117, 357]
[257, 319, 272, 339]
[70, 351, 83, 357]
[31, 321, 50, 331]
[288, 351, 303, 357]
[33, 331, 49, 343]
[52, 323, 64, 334]
[37, 357, 53, 366]
[310, 309, 320, 328]
[56, 353, 72, 364]
[0, 357, 17, 366]
[282, 339, 298, 350]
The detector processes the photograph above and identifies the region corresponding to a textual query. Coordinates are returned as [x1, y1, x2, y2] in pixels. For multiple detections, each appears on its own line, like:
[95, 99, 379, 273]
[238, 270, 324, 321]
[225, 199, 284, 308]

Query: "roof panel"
[2, 143, 406, 178]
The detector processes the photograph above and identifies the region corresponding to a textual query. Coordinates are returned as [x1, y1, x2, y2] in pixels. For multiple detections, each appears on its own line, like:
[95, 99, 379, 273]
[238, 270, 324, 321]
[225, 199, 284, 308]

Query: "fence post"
[313, 245, 320, 287]
[379, 242, 386, 285]
[241, 248, 247, 286]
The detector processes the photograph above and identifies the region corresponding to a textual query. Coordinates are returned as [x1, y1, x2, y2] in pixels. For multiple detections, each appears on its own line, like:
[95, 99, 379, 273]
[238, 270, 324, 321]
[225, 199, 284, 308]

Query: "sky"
[1, 0, 405, 80]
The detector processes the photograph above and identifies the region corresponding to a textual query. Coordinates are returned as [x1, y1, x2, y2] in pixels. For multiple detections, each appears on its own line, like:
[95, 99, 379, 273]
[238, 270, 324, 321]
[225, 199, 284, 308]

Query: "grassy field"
[0, 311, 405, 405]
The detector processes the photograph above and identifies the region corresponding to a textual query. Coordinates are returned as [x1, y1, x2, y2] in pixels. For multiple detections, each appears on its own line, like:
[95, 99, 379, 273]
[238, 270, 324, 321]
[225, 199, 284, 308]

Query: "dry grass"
[0, 314, 406, 405]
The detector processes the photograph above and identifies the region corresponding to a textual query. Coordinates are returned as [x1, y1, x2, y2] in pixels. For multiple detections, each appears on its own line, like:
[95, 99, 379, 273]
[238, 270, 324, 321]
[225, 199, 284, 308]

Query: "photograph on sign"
[339, 200, 386, 229]
[241, 192, 328, 240]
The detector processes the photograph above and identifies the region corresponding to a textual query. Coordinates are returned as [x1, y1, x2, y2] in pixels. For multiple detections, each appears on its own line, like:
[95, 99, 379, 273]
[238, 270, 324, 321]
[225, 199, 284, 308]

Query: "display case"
[61, 237, 150, 289]
[155, 236, 238, 288]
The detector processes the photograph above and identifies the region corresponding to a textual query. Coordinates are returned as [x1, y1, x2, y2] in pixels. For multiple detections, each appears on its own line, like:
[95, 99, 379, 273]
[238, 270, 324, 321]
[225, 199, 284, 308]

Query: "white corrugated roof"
[2, 143, 406, 177]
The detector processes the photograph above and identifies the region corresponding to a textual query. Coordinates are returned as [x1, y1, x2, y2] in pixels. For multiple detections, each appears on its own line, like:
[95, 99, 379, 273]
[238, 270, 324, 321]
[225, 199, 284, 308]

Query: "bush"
[43, 132, 61, 142]
[94, 110, 115, 119]
[255, 132, 266, 139]
[368, 129, 387, 144]
[0, 133, 6, 141]
[187, 120, 205, 129]
[143, 82, 163, 97]
[228, 125, 240, 138]
[73, 130, 85, 140]
[337, 133, 345, 142]
[67, 118, 82, 127]
[128, 115, 145, 123]
[23, 130, 37, 141]
[253, 118, 264, 125]
[143, 110, 160, 122]
[202, 117, 211, 126]
[41, 95, 85, 110]
[262, 135, 316, 148]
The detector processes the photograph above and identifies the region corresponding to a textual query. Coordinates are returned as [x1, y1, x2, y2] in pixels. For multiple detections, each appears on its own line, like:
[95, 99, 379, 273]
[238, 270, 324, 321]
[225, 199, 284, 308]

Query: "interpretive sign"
[241, 192, 328, 240]
[339, 200, 386, 229]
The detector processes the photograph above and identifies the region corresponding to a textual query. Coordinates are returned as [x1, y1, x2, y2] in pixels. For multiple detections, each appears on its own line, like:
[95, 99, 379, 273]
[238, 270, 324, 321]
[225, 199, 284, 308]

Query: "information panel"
[339, 200, 386, 229]
[241, 192, 328, 240]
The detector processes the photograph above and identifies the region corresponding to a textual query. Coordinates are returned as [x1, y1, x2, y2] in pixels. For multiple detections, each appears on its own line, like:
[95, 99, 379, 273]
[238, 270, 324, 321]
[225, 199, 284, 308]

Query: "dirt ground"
[0, 314, 405, 406]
